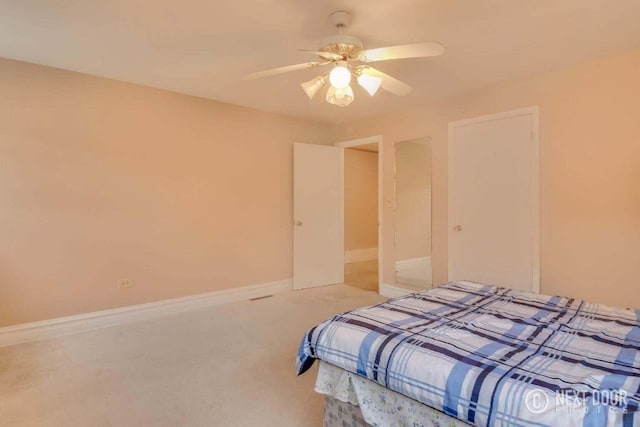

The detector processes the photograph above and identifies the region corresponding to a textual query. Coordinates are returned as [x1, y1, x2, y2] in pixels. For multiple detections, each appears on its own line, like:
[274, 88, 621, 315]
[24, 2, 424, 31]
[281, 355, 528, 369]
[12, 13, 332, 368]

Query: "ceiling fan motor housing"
[319, 35, 363, 61]
[319, 11, 362, 61]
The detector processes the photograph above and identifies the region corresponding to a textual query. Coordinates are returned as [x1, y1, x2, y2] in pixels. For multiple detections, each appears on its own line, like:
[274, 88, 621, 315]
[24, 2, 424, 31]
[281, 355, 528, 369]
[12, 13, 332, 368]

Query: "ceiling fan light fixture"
[357, 73, 382, 96]
[329, 62, 351, 89]
[300, 75, 326, 100]
[326, 85, 354, 107]
[243, 11, 445, 107]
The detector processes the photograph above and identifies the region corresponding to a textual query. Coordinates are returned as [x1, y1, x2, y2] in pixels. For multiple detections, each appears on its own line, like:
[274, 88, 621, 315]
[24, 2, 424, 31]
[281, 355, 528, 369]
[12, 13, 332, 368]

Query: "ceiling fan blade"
[359, 41, 445, 62]
[299, 50, 343, 61]
[361, 67, 412, 96]
[243, 62, 326, 80]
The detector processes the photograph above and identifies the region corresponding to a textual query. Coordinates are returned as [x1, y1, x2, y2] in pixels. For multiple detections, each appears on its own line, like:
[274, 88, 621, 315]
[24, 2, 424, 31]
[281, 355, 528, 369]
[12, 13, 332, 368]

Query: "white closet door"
[293, 143, 344, 289]
[448, 108, 539, 291]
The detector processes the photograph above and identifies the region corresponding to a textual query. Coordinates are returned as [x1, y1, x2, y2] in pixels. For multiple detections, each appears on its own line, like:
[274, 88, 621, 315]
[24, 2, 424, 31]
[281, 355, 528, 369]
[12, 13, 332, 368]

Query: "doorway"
[336, 136, 383, 293]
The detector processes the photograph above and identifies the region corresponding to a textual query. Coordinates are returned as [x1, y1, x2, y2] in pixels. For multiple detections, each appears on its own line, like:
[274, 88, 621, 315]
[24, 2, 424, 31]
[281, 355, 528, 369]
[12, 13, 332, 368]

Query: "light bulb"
[329, 64, 351, 89]
[326, 85, 354, 107]
[357, 73, 382, 96]
[300, 76, 326, 100]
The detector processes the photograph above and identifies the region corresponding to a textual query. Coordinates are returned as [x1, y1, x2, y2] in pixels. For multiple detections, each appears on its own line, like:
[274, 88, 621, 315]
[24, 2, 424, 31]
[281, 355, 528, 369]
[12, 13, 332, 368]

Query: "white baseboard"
[345, 247, 378, 263]
[0, 279, 292, 348]
[379, 283, 414, 299]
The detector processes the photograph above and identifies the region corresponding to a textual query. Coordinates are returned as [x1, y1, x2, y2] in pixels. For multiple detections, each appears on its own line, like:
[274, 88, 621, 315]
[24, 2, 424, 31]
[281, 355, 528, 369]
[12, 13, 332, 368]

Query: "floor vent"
[250, 295, 273, 301]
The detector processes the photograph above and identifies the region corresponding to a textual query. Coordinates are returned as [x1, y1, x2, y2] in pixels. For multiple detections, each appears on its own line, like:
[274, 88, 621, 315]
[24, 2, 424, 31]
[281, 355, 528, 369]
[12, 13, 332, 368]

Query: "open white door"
[293, 143, 344, 289]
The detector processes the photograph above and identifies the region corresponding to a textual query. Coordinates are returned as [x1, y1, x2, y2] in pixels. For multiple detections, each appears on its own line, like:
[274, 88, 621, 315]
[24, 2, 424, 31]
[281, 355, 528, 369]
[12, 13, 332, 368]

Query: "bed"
[297, 281, 640, 426]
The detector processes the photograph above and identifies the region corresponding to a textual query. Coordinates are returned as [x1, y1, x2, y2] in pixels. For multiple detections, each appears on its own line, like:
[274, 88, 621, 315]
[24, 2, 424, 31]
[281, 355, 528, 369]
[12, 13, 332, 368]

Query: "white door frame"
[335, 135, 384, 291]
[447, 106, 540, 292]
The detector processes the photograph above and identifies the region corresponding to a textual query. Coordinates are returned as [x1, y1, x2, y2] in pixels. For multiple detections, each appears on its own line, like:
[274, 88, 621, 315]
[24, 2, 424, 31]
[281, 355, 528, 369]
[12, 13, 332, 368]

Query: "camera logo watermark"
[524, 388, 628, 414]
[524, 389, 550, 414]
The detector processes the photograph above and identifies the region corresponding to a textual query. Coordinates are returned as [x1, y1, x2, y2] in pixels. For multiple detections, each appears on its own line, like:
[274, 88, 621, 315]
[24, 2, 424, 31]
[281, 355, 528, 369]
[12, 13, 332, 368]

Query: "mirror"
[394, 138, 432, 289]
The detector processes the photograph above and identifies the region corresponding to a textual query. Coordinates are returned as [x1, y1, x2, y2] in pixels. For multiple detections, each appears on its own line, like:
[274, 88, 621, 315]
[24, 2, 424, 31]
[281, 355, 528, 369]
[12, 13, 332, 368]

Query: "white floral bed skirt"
[323, 396, 370, 427]
[316, 361, 469, 427]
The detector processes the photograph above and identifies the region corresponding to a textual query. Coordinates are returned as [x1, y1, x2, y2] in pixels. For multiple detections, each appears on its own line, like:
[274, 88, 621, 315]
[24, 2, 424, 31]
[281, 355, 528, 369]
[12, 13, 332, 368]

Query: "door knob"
[453, 225, 463, 232]
[295, 221, 303, 226]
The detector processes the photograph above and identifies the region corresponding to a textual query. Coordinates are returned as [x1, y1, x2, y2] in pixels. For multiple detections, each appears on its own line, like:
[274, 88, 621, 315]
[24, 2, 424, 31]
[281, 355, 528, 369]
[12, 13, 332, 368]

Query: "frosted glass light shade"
[357, 74, 382, 96]
[329, 65, 351, 89]
[326, 85, 354, 107]
[300, 76, 326, 100]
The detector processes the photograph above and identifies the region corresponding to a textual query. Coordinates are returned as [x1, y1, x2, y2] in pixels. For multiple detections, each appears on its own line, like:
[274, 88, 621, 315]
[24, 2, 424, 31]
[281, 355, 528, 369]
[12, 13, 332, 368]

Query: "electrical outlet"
[117, 279, 135, 289]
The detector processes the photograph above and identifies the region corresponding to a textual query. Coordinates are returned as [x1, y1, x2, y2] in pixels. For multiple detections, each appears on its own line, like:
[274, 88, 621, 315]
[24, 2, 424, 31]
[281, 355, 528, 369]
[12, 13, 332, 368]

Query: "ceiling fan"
[243, 11, 445, 107]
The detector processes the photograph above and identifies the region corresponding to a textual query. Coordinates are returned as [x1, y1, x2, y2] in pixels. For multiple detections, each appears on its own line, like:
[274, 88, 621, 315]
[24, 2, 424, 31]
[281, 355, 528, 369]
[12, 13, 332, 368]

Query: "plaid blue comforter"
[297, 281, 640, 426]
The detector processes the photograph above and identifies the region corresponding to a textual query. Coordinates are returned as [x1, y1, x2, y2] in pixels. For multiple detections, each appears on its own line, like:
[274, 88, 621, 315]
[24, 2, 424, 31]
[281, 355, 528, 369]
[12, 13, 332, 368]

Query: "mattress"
[297, 281, 640, 426]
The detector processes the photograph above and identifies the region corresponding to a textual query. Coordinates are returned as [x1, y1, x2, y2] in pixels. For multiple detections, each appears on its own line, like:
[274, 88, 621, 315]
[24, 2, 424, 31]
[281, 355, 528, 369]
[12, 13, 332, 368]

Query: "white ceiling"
[1, 0, 639, 123]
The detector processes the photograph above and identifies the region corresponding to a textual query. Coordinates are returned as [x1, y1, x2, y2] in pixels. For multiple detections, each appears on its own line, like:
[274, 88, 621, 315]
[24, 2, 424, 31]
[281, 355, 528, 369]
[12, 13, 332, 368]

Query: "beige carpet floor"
[0, 285, 385, 427]
[344, 260, 378, 292]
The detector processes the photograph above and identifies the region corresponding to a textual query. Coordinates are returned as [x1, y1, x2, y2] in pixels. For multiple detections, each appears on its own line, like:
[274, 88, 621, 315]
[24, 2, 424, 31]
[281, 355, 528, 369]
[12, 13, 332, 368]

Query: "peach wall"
[3, 48, 640, 326]
[344, 149, 378, 252]
[0, 58, 332, 327]
[335, 49, 640, 308]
